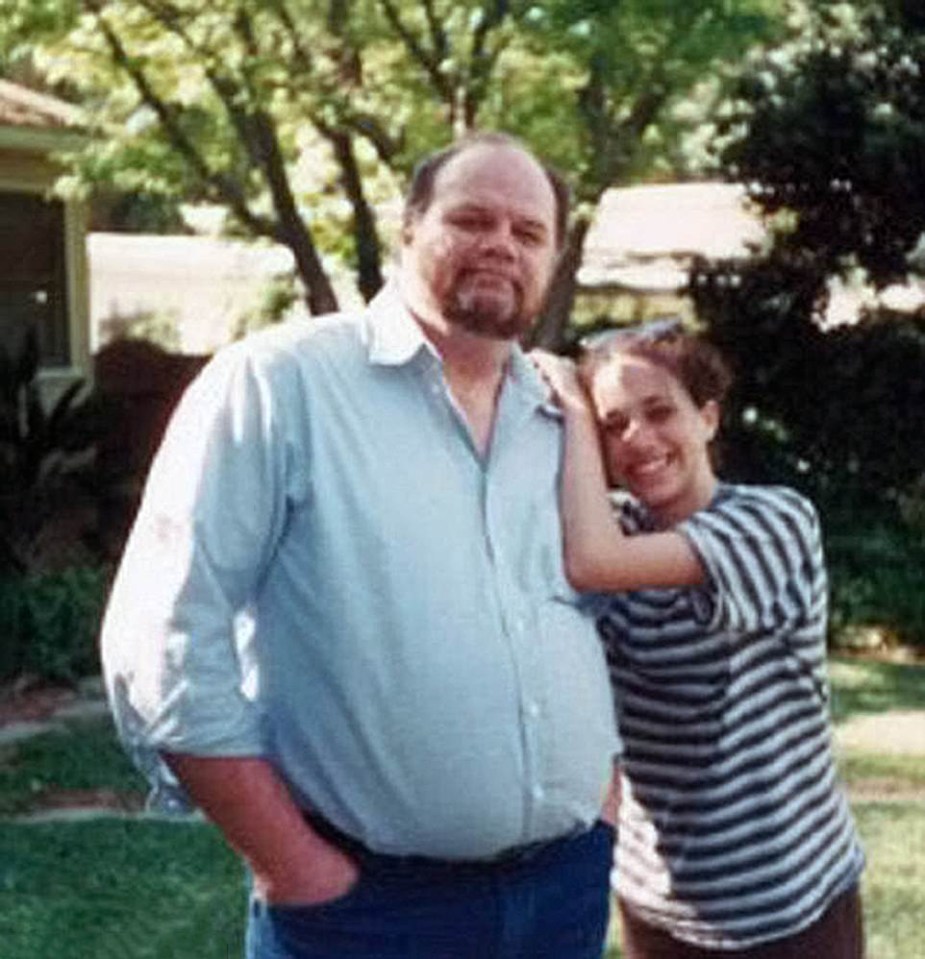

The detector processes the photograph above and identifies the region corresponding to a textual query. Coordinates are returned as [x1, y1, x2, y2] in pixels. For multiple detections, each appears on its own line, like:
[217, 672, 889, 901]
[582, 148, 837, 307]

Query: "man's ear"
[400, 214, 415, 246]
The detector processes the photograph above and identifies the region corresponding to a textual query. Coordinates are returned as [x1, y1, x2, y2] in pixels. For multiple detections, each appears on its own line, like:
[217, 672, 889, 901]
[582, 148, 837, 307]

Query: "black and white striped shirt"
[600, 483, 864, 949]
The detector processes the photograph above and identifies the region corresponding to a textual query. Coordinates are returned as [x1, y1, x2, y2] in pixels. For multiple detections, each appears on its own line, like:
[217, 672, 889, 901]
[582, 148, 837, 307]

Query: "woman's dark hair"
[403, 131, 571, 248]
[580, 327, 734, 409]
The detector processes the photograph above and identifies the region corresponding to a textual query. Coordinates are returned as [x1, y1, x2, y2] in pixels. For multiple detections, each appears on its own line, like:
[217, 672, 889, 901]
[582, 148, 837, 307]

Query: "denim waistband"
[302, 810, 595, 875]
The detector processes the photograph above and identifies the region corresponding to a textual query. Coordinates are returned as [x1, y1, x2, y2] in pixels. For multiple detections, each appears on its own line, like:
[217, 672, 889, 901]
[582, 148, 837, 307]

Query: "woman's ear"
[700, 399, 720, 442]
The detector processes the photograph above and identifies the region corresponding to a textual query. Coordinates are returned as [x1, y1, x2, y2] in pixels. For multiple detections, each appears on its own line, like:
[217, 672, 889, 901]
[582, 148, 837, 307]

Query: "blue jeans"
[245, 821, 614, 959]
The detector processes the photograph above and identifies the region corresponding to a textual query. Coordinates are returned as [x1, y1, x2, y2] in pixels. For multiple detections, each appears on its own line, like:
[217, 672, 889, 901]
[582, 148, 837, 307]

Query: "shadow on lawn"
[829, 656, 925, 725]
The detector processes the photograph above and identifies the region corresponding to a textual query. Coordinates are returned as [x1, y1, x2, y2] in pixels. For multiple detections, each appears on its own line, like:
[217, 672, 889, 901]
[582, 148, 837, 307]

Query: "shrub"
[0, 566, 109, 684]
[0, 329, 104, 575]
[825, 509, 925, 653]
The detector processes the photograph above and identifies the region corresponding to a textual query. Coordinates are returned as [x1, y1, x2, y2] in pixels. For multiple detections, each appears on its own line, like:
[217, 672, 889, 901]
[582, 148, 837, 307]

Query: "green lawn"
[828, 655, 925, 723]
[852, 802, 925, 959]
[0, 717, 144, 816]
[0, 819, 244, 958]
[2, 656, 923, 959]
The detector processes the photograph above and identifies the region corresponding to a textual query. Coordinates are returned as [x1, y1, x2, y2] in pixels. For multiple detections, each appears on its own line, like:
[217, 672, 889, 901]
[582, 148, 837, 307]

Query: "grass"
[852, 803, 925, 959]
[0, 819, 244, 958]
[1, 657, 923, 959]
[837, 751, 925, 790]
[0, 717, 144, 816]
[828, 655, 925, 723]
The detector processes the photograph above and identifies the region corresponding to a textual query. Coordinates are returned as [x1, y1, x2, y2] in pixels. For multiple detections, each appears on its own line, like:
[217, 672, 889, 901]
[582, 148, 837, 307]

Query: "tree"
[1, 0, 778, 332]
[691, 0, 925, 498]
[474, 0, 782, 345]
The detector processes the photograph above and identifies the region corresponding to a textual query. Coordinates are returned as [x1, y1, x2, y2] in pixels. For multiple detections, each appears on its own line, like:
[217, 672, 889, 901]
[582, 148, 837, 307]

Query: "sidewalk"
[0, 676, 153, 823]
[0, 676, 110, 747]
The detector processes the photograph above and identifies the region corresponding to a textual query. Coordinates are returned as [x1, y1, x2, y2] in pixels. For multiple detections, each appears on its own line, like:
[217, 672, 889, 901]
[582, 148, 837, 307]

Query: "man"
[102, 131, 620, 959]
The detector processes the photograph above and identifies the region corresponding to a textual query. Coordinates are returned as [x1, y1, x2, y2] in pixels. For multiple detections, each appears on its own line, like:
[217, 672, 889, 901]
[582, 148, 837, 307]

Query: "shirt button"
[533, 785, 545, 801]
[526, 701, 541, 719]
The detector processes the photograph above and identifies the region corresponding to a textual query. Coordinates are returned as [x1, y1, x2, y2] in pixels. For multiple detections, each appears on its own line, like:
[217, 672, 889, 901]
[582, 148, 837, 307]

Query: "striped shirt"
[599, 483, 864, 949]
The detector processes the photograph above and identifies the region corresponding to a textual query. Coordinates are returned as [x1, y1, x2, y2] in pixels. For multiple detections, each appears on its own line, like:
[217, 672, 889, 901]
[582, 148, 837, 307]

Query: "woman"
[532, 328, 865, 958]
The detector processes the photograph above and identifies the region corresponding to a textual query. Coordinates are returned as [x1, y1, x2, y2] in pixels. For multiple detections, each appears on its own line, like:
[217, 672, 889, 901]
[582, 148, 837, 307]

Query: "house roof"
[578, 182, 768, 293]
[0, 79, 81, 130]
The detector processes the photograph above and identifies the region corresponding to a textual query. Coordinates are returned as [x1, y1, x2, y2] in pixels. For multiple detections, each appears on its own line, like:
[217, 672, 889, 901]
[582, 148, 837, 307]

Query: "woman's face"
[588, 354, 719, 525]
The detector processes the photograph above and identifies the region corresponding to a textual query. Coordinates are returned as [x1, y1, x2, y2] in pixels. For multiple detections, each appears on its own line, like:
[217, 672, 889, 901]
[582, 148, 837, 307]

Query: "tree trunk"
[248, 113, 338, 316]
[526, 218, 590, 352]
[285, 219, 340, 317]
[328, 129, 385, 302]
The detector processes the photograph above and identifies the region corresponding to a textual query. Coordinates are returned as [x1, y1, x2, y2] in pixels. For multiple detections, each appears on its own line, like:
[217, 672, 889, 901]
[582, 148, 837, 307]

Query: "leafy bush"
[0, 329, 104, 575]
[825, 507, 925, 652]
[686, 3, 925, 655]
[0, 567, 109, 684]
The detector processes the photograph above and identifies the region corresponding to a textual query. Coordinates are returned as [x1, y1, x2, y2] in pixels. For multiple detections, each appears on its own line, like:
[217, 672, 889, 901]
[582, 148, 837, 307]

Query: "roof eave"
[0, 125, 88, 154]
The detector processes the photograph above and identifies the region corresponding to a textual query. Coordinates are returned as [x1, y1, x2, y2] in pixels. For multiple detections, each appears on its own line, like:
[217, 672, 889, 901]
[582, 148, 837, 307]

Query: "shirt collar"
[363, 281, 561, 419]
[364, 282, 437, 367]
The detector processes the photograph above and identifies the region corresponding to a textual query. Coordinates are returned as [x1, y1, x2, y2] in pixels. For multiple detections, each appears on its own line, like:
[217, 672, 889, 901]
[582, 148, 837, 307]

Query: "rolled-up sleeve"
[100, 343, 299, 802]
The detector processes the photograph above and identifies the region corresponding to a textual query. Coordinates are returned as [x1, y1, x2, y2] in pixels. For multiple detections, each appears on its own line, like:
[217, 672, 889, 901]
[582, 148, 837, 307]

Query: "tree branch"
[463, 0, 510, 127]
[377, 0, 454, 106]
[82, 0, 276, 237]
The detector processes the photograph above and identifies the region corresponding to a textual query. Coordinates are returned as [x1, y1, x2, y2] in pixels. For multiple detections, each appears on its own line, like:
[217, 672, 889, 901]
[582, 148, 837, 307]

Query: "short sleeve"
[678, 486, 827, 635]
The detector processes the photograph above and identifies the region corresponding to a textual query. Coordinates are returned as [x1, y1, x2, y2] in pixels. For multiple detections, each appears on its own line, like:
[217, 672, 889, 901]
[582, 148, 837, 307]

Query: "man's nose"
[481, 221, 517, 257]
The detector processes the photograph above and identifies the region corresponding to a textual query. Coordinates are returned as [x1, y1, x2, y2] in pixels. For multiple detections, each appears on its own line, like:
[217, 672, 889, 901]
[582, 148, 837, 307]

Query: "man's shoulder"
[220, 309, 370, 376]
[248, 309, 366, 353]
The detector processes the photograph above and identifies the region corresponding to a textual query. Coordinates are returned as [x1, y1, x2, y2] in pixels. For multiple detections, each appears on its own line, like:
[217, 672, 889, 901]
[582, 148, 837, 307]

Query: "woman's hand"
[529, 350, 591, 413]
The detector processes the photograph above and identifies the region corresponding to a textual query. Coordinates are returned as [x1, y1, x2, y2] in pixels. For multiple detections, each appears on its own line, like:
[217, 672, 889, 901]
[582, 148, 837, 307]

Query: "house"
[87, 184, 767, 354]
[88, 232, 310, 355]
[0, 79, 89, 387]
[575, 181, 768, 325]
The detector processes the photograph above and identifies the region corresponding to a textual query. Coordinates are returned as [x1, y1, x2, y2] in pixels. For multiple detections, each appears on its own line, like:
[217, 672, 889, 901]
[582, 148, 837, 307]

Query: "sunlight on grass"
[828, 656, 925, 724]
[854, 802, 925, 959]
[837, 750, 925, 790]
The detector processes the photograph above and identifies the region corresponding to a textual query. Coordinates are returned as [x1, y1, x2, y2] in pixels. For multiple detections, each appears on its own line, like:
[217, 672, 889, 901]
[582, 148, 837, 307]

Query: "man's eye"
[451, 213, 491, 231]
[515, 226, 545, 246]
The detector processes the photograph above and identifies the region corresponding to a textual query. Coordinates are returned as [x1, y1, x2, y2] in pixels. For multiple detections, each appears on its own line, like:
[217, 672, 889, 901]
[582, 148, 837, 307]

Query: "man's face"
[402, 145, 560, 341]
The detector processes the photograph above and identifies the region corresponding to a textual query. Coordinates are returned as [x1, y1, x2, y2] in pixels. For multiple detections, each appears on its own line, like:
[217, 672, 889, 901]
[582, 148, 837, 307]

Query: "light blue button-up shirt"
[102, 285, 619, 859]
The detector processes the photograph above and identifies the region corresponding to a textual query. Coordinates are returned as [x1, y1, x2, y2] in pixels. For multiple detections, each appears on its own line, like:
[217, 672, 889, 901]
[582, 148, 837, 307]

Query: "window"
[0, 191, 70, 367]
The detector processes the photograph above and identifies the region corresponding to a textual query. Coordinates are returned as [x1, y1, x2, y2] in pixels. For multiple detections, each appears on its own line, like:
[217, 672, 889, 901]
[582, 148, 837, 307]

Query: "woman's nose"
[621, 417, 646, 445]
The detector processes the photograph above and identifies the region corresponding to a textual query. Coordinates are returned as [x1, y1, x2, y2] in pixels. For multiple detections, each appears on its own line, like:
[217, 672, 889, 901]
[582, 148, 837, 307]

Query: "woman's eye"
[648, 405, 674, 423]
[604, 417, 629, 436]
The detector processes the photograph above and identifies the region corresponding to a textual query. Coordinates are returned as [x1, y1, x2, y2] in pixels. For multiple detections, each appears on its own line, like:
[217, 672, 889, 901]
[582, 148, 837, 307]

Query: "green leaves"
[692, 2, 925, 509]
[1, 0, 783, 318]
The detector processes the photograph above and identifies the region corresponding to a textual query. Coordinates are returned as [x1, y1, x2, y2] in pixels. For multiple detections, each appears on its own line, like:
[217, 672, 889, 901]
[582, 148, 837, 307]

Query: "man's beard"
[444, 277, 532, 341]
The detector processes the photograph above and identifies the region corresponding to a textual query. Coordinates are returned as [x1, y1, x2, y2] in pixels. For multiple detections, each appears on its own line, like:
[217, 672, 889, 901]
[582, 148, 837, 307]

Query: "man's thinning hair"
[403, 132, 571, 249]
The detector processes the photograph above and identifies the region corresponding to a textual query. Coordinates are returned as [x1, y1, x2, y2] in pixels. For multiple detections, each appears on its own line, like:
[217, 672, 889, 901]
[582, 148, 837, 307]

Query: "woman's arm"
[532, 351, 705, 592]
